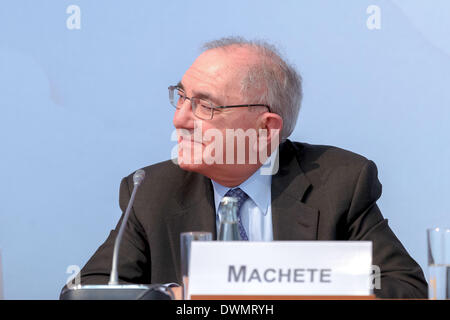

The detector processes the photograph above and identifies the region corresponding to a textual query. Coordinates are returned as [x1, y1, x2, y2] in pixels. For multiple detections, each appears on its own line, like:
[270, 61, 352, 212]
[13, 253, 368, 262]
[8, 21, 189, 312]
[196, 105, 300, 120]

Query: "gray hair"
[201, 36, 302, 140]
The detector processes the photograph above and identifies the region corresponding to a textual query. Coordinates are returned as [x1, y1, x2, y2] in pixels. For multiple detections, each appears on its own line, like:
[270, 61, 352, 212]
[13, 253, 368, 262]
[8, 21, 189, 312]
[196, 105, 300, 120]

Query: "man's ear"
[252, 112, 283, 153]
[259, 112, 283, 145]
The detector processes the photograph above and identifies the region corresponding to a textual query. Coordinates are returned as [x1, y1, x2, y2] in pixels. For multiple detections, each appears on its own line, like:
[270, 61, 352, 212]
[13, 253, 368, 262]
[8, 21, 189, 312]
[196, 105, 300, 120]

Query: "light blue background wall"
[0, 0, 449, 299]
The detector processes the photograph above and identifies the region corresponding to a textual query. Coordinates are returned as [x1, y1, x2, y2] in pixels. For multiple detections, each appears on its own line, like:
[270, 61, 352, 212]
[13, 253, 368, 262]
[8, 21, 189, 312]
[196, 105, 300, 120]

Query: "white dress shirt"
[211, 166, 273, 241]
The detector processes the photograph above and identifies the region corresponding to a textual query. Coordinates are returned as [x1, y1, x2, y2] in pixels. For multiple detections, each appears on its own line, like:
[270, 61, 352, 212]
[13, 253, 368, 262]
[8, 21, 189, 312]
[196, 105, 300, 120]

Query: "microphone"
[133, 169, 146, 185]
[60, 169, 172, 300]
[109, 169, 145, 285]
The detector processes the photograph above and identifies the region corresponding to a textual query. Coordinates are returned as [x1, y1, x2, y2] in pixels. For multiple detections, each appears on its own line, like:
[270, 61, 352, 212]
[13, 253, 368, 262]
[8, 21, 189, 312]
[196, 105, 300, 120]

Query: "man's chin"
[177, 157, 207, 172]
[178, 161, 200, 171]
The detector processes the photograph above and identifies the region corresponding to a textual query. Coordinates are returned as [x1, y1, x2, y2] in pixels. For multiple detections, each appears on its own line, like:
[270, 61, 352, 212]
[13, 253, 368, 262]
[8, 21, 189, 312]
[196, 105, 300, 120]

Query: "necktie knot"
[225, 188, 249, 210]
[222, 188, 249, 240]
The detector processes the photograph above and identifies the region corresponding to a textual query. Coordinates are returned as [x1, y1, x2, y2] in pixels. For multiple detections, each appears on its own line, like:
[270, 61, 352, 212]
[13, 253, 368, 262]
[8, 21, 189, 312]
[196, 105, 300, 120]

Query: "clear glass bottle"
[217, 196, 242, 241]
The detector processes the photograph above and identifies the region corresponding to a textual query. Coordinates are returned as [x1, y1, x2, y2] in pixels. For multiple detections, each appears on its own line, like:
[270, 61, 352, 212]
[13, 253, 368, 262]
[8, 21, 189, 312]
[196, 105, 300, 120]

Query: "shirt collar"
[211, 165, 272, 216]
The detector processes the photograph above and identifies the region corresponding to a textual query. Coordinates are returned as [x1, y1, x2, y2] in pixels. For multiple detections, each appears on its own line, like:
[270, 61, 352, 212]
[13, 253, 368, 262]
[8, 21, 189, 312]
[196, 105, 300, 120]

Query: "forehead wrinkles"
[183, 51, 250, 103]
[184, 63, 226, 89]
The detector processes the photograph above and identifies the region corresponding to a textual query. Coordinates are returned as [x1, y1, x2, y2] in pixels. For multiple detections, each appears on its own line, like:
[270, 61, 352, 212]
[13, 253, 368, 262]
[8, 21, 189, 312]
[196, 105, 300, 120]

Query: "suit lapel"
[271, 141, 319, 240]
[164, 174, 216, 283]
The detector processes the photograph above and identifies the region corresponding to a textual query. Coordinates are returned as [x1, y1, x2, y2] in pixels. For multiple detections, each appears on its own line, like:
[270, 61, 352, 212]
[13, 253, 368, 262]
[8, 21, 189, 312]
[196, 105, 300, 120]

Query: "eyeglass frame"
[168, 85, 271, 120]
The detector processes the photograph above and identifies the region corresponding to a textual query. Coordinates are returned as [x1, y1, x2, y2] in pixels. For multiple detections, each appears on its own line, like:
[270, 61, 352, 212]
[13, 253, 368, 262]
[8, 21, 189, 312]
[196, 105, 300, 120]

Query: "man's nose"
[173, 99, 195, 128]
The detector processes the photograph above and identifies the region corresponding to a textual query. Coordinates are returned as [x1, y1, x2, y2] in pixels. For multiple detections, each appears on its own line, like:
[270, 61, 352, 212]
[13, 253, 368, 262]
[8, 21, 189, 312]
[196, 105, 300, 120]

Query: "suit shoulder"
[123, 159, 190, 188]
[141, 159, 185, 177]
[290, 141, 371, 170]
[287, 141, 381, 209]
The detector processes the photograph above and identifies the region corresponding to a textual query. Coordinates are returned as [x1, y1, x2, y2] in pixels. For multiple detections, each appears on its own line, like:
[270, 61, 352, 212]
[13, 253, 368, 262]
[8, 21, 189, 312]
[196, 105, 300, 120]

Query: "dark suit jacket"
[74, 140, 427, 298]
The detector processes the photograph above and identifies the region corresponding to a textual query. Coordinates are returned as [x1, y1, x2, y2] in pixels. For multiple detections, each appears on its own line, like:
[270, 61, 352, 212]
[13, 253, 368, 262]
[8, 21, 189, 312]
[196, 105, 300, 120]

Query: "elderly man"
[75, 37, 427, 298]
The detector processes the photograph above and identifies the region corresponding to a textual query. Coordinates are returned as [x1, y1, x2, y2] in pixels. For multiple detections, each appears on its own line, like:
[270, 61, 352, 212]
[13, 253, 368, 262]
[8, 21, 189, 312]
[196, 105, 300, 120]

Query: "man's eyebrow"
[177, 81, 220, 105]
[176, 81, 184, 90]
[192, 91, 216, 103]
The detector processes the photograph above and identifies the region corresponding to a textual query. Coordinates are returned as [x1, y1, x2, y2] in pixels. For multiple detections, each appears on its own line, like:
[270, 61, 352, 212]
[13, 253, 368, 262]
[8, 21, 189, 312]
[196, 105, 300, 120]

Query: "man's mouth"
[178, 135, 203, 145]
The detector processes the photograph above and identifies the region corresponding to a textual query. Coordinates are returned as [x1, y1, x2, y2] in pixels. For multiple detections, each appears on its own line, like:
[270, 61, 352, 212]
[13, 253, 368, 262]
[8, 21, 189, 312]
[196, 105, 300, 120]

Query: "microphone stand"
[60, 170, 172, 300]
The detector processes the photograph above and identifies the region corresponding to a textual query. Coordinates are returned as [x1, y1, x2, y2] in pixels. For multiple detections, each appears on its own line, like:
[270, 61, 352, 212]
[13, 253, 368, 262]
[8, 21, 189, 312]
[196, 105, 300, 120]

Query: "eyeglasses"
[168, 85, 271, 120]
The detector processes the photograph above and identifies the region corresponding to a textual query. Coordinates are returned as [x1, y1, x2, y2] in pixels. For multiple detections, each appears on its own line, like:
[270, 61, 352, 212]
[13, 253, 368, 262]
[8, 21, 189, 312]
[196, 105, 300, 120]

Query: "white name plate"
[188, 241, 372, 297]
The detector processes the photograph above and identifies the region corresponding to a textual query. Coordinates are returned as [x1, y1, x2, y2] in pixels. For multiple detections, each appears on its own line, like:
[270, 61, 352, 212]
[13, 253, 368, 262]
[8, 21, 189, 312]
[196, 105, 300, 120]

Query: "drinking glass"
[427, 227, 450, 299]
[180, 231, 212, 300]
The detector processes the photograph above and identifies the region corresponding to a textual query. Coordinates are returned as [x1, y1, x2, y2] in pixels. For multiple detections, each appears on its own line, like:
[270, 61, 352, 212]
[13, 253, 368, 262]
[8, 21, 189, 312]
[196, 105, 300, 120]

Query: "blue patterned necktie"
[224, 188, 249, 240]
